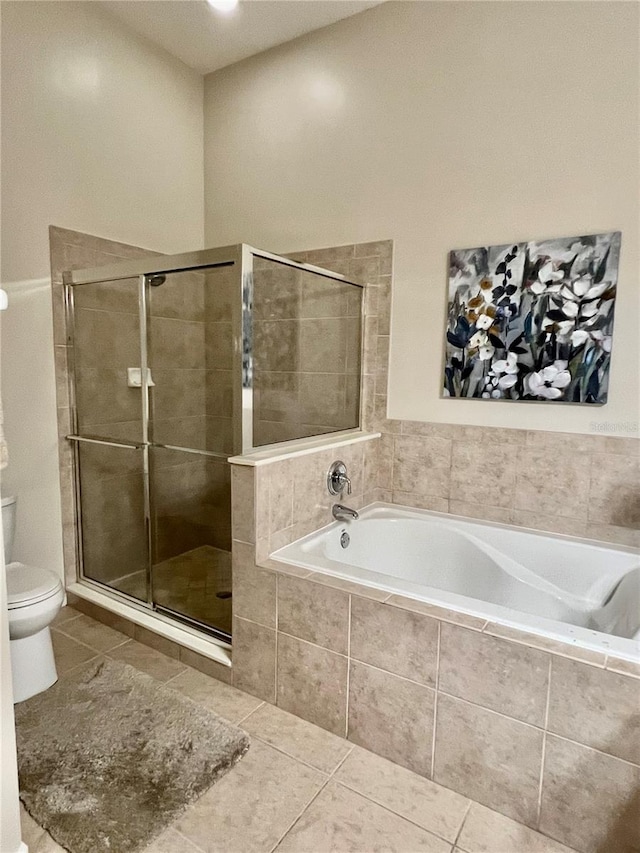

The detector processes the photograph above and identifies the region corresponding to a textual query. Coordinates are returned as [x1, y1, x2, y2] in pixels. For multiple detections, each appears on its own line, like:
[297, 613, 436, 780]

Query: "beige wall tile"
[392, 434, 452, 499]
[305, 571, 390, 601]
[588, 454, 640, 528]
[231, 464, 255, 543]
[334, 746, 469, 842]
[547, 657, 640, 764]
[585, 523, 640, 548]
[348, 660, 435, 777]
[606, 657, 640, 679]
[232, 617, 276, 703]
[241, 702, 351, 774]
[540, 735, 640, 853]
[268, 459, 295, 533]
[483, 622, 607, 667]
[450, 440, 519, 509]
[275, 782, 451, 853]
[391, 492, 449, 512]
[388, 595, 487, 631]
[278, 575, 349, 654]
[510, 510, 587, 538]
[434, 694, 544, 827]
[439, 623, 550, 727]
[457, 801, 577, 853]
[350, 597, 438, 686]
[277, 633, 348, 736]
[233, 540, 276, 628]
[514, 449, 590, 520]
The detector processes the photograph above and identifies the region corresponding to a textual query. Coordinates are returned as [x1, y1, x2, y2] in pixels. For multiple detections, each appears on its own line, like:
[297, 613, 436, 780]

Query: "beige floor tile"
[176, 739, 325, 853]
[334, 746, 469, 842]
[242, 702, 352, 773]
[275, 781, 451, 852]
[19, 805, 66, 853]
[166, 667, 263, 723]
[143, 827, 203, 852]
[107, 639, 187, 682]
[457, 802, 578, 853]
[55, 613, 129, 653]
[51, 605, 81, 627]
[50, 630, 98, 674]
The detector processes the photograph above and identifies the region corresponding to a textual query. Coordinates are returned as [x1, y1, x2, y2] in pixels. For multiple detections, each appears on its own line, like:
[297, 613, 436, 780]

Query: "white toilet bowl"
[2, 496, 64, 703]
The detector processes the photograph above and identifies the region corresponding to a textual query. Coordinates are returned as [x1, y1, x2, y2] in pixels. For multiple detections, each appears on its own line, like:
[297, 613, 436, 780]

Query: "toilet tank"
[1, 495, 16, 564]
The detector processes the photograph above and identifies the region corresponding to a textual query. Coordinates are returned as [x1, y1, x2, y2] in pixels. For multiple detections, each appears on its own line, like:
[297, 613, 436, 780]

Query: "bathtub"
[272, 503, 640, 660]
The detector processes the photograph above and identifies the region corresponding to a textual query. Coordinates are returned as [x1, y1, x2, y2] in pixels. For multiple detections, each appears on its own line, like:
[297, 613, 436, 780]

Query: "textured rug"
[15, 657, 250, 853]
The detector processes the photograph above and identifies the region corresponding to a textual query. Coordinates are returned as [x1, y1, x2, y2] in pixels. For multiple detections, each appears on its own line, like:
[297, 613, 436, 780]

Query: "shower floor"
[112, 545, 232, 636]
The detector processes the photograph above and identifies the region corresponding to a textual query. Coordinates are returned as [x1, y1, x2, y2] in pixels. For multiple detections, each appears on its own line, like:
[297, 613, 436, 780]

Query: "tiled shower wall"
[252, 256, 362, 445]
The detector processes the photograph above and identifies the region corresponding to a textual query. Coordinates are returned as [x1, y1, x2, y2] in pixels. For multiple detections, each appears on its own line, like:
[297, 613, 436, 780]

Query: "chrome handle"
[327, 460, 352, 496]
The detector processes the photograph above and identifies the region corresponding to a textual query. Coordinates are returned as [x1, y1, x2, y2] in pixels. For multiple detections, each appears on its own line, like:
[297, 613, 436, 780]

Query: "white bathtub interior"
[272, 503, 640, 661]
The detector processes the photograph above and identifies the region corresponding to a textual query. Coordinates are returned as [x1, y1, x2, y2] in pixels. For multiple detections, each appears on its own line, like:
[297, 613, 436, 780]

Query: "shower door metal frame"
[63, 244, 365, 637]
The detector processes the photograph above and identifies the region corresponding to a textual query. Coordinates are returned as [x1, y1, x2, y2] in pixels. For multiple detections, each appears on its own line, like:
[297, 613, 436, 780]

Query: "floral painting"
[443, 232, 621, 403]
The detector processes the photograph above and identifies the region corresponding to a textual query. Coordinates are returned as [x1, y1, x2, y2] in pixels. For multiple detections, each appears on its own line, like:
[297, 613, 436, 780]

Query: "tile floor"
[19, 606, 580, 853]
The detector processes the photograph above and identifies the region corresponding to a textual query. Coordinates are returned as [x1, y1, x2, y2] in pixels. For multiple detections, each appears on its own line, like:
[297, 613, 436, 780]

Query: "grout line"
[430, 621, 441, 780]
[331, 776, 464, 848]
[235, 701, 266, 727]
[266, 772, 333, 853]
[345, 594, 352, 739]
[274, 574, 279, 706]
[452, 800, 473, 849]
[536, 658, 553, 828]
[328, 743, 356, 778]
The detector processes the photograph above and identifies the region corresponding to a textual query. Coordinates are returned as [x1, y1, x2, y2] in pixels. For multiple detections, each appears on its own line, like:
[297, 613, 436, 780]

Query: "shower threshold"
[66, 579, 233, 668]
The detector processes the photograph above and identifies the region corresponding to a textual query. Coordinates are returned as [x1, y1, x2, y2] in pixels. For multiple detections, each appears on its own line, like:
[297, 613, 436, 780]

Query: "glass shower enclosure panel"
[147, 266, 236, 636]
[252, 257, 363, 446]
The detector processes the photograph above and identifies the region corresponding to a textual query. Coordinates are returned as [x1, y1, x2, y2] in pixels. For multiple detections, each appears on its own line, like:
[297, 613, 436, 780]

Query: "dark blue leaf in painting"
[457, 316, 470, 334]
[593, 246, 610, 284]
[493, 286, 505, 298]
[447, 331, 466, 349]
[488, 334, 505, 348]
[505, 284, 517, 295]
[506, 269, 512, 279]
[498, 296, 511, 308]
[496, 261, 507, 274]
[524, 312, 533, 338]
[546, 309, 567, 321]
[462, 363, 474, 380]
[512, 346, 527, 354]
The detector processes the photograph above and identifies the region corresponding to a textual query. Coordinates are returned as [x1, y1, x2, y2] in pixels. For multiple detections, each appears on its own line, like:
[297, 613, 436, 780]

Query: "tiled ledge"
[229, 430, 380, 467]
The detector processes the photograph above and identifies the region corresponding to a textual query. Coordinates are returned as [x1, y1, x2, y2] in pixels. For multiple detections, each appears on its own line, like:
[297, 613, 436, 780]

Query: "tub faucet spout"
[332, 504, 359, 522]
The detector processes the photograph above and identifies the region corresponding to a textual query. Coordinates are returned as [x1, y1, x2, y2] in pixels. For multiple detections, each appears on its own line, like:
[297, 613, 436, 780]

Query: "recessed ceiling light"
[206, 0, 239, 12]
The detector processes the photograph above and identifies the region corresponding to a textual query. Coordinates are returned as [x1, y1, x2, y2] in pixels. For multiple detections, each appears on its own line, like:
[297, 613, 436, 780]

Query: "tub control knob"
[327, 460, 352, 496]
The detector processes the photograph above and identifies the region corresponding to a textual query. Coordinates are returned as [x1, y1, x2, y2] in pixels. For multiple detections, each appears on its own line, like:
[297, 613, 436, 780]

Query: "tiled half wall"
[229, 444, 640, 853]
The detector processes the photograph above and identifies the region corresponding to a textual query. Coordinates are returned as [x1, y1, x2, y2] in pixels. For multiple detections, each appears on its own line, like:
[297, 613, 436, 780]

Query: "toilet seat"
[6, 562, 63, 609]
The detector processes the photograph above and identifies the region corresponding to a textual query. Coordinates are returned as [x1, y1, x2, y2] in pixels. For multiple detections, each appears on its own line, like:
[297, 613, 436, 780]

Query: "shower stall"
[63, 245, 364, 644]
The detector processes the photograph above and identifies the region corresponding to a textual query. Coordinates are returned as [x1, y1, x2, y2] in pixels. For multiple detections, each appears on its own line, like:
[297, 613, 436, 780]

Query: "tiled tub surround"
[228, 431, 640, 853]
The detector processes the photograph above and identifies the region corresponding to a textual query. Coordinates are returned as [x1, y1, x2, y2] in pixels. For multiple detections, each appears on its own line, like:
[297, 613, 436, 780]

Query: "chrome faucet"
[327, 460, 352, 496]
[332, 504, 359, 522]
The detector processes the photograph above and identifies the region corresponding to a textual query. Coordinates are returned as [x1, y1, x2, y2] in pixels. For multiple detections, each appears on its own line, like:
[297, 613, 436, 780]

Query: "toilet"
[2, 495, 64, 703]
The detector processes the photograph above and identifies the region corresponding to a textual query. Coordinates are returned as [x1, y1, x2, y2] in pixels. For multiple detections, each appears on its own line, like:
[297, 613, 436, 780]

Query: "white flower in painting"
[491, 351, 518, 376]
[539, 260, 565, 285]
[571, 329, 589, 347]
[525, 361, 572, 400]
[476, 313, 493, 330]
[469, 330, 488, 349]
[478, 344, 495, 361]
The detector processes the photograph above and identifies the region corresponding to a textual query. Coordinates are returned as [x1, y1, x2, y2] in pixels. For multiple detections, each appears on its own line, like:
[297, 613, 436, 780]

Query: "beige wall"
[0, 1, 205, 575]
[203, 1, 639, 437]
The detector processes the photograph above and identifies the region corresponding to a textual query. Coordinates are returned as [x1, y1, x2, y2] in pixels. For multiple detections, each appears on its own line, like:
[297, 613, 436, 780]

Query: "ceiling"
[99, 1, 385, 75]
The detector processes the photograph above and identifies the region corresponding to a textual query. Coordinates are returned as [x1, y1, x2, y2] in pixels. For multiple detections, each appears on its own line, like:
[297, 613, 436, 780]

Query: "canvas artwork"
[443, 231, 621, 404]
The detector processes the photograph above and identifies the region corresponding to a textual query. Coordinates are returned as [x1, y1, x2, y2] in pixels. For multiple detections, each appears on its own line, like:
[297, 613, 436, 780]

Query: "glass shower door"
[70, 276, 149, 603]
[147, 265, 237, 639]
